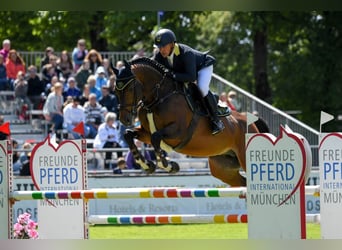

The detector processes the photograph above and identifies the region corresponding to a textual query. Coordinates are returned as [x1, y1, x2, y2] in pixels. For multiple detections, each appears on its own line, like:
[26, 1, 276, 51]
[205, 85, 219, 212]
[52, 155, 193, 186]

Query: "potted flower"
[13, 212, 39, 239]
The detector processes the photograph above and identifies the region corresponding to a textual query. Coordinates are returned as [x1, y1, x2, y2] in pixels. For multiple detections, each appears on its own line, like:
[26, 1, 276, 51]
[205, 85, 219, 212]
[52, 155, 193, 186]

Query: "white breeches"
[197, 65, 213, 97]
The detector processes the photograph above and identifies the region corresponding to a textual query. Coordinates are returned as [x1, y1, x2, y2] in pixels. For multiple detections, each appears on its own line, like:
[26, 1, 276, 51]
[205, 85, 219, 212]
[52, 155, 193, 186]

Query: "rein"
[116, 78, 142, 117]
[142, 73, 183, 112]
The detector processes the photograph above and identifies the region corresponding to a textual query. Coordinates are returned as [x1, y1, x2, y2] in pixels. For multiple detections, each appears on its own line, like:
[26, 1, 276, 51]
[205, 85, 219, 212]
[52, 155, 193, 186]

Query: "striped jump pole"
[88, 214, 248, 224]
[10, 186, 320, 201]
[88, 213, 320, 225]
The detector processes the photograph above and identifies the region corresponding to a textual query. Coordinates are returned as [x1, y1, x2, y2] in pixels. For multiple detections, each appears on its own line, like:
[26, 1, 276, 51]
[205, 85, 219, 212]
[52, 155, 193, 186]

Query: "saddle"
[182, 82, 231, 117]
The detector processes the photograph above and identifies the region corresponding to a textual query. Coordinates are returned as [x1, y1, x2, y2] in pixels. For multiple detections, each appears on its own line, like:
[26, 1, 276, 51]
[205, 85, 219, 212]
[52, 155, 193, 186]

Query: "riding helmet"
[154, 29, 176, 48]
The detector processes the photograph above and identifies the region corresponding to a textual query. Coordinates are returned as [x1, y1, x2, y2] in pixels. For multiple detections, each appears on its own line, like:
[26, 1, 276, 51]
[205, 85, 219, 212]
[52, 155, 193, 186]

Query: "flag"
[0, 122, 10, 135]
[246, 112, 259, 127]
[72, 121, 85, 137]
[320, 111, 334, 125]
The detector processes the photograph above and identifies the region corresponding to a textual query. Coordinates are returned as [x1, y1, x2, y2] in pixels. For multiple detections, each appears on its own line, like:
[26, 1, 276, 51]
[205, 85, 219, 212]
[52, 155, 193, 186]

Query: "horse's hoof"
[169, 161, 180, 173]
[144, 160, 156, 174]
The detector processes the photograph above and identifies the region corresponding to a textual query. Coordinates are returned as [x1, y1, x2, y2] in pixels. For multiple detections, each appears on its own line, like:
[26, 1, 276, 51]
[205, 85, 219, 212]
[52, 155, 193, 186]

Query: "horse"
[113, 57, 263, 187]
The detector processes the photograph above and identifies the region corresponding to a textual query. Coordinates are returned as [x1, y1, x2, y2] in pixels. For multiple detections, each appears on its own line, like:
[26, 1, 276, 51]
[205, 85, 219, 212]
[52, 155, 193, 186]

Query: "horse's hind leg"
[208, 153, 246, 187]
[124, 129, 156, 173]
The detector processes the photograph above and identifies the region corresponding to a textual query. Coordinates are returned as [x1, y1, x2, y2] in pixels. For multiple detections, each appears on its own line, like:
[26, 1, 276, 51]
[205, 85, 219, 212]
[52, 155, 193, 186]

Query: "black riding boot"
[204, 92, 225, 135]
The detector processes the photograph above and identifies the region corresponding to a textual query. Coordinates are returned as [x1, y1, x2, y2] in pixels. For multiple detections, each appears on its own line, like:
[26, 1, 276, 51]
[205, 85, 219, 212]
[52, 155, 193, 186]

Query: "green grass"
[89, 223, 321, 239]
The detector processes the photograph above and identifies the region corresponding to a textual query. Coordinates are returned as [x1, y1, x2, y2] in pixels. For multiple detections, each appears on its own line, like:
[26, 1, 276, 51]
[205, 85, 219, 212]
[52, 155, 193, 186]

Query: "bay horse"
[113, 57, 262, 187]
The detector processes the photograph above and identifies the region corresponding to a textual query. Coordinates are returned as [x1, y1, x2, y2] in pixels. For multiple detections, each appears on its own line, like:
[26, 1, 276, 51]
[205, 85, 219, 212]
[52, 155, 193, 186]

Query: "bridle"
[115, 77, 141, 118]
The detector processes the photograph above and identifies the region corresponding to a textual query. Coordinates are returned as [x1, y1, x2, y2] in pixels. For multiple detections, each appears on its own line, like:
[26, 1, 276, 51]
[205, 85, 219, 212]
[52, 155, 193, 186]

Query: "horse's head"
[130, 57, 175, 104]
[113, 60, 142, 127]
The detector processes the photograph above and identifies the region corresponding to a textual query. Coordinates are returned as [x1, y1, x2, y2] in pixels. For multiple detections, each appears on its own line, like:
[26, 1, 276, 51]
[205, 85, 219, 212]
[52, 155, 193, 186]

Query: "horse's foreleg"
[124, 129, 156, 173]
[150, 131, 169, 168]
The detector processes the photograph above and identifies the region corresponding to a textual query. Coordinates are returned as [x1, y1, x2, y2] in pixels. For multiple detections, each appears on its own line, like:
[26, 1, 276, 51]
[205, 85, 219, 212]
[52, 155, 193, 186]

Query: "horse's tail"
[254, 117, 270, 133]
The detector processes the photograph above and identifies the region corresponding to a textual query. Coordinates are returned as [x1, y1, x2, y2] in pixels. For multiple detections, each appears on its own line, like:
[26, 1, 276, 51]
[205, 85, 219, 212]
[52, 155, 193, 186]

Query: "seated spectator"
[79, 83, 90, 106]
[19, 142, 33, 176]
[41, 63, 57, 87]
[44, 75, 59, 96]
[26, 65, 45, 109]
[40, 46, 54, 69]
[6, 49, 26, 90]
[57, 50, 73, 83]
[87, 74, 101, 100]
[99, 85, 119, 116]
[113, 157, 126, 174]
[75, 59, 91, 91]
[12, 139, 21, 175]
[14, 71, 32, 119]
[125, 140, 152, 170]
[43, 82, 64, 134]
[0, 54, 7, 90]
[63, 96, 89, 139]
[95, 66, 108, 90]
[63, 77, 82, 99]
[102, 58, 114, 78]
[93, 112, 122, 169]
[84, 93, 106, 138]
[219, 91, 236, 111]
[0, 115, 8, 140]
[0, 39, 11, 61]
[84, 49, 103, 75]
[107, 74, 117, 95]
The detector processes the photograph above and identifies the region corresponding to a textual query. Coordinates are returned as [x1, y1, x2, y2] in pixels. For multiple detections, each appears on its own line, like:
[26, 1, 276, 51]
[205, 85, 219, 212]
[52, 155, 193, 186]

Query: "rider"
[152, 28, 225, 135]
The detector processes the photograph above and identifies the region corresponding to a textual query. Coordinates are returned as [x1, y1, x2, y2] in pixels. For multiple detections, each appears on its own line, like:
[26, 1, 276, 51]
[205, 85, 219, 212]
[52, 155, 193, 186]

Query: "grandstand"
[2, 51, 320, 171]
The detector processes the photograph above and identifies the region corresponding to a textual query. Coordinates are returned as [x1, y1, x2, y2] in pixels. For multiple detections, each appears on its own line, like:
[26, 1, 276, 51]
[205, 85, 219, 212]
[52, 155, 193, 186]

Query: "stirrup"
[211, 120, 225, 135]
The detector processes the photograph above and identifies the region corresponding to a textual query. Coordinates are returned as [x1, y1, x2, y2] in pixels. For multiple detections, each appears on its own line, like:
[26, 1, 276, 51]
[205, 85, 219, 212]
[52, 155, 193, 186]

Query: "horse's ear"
[110, 60, 119, 76]
[124, 60, 131, 69]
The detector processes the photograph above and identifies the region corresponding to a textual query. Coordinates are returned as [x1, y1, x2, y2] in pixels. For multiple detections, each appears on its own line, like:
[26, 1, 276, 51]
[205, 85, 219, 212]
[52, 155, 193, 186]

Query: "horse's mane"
[130, 57, 168, 76]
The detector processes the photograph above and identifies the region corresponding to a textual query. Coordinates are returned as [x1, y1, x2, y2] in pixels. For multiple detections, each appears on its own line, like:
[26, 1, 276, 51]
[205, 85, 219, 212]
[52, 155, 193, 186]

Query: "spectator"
[72, 38, 88, 73]
[19, 142, 32, 176]
[40, 46, 54, 69]
[0, 39, 11, 60]
[0, 54, 7, 90]
[63, 76, 81, 99]
[93, 112, 122, 169]
[87, 74, 101, 100]
[125, 141, 152, 170]
[227, 90, 241, 111]
[75, 59, 91, 91]
[132, 48, 145, 60]
[102, 58, 113, 78]
[219, 91, 236, 111]
[26, 65, 45, 109]
[116, 60, 124, 70]
[45, 75, 59, 96]
[0, 115, 8, 140]
[107, 74, 117, 95]
[14, 70, 32, 105]
[79, 83, 90, 106]
[113, 157, 127, 174]
[95, 66, 107, 90]
[84, 49, 103, 75]
[5, 49, 26, 90]
[12, 139, 21, 175]
[57, 50, 74, 83]
[63, 96, 89, 139]
[84, 93, 106, 138]
[99, 85, 119, 117]
[43, 82, 64, 134]
[41, 63, 57, 87]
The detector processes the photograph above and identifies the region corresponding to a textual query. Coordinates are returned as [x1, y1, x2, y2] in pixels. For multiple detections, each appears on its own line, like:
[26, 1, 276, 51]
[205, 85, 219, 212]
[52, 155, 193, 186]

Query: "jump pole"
[88, 213, 320, 225]
[10, 186, 319, 201]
